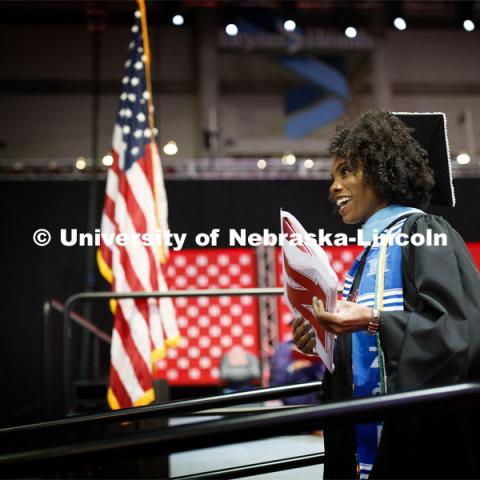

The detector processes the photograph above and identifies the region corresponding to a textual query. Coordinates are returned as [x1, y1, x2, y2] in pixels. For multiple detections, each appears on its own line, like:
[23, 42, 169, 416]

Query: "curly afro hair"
[329, 111, 435, 210]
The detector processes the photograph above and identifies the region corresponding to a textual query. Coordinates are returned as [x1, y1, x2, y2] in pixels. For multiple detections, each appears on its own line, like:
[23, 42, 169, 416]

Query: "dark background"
[1, 178, 478, 426]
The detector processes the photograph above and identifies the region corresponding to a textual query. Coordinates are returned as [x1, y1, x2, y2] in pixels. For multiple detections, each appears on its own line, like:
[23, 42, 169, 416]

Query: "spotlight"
[284, 19, 296, 32]
[282, 153, 296, 165]
[463, 19, 475, 32]
[304, 158, 314, 169]
[172, 14, 184, 26]
[75, 156, 87, 170]
[102, 154, 114, 167]
[345, 26, 357, 39]
[225, 23, 238, 37]
[456, 152, 471, 164]
[394, 17, 407, 31]
[163, 140, 178, 156]
[286, 154, 296, 165]
[257, 159, 267, 170]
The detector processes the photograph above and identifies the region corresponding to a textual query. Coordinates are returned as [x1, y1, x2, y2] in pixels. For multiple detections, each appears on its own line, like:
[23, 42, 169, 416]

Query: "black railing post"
[43, 299, 53, 420]
[63, 303, 73, 415]
[92, 336, 100, 381]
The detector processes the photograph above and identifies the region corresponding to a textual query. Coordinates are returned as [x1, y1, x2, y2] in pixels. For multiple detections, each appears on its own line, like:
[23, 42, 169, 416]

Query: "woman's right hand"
[291, 317, 316, 355]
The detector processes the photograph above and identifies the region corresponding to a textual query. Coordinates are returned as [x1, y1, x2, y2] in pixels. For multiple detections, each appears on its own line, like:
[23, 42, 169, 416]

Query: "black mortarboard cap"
[393, 112, 455, 207]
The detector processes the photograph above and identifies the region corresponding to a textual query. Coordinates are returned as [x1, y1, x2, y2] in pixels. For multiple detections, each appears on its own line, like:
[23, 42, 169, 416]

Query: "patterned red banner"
[154, 248, 259, 385]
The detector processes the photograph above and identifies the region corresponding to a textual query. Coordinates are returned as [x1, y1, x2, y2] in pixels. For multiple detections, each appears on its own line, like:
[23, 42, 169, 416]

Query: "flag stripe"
[113, 256, 151, 368]
[110, 328, 146, 402]
[114, 191, 153, 290]
[119, 165, 161, 292]
[109, 365, 131, 408]
[115, 305, 151, 391]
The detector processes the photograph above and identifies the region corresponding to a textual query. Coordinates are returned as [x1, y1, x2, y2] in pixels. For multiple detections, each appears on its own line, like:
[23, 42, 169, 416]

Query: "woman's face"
[329, 157, 387, 224]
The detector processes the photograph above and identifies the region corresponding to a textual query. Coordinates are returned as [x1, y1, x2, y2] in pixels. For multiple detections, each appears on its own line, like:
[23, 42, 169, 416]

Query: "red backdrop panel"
[467, 242, 480, 271]
[153, 248, 259, 385]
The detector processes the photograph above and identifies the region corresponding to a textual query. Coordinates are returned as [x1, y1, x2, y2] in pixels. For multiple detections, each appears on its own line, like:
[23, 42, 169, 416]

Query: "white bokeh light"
[304, 158, 314, 169]
[393, 17, 407, 31]
[163, 140, 178, 156]
[464, 19, 475, 32]
[284, 19, 296, 32]
[456, 152, 471, 164]
[75, 157, 87, 170]
[225, 23, 239, 36]
[282, 153, 296, 165]
[172, 14, 184, 26]
[102, 154, 113, 167]
[345, 26, 357, 38]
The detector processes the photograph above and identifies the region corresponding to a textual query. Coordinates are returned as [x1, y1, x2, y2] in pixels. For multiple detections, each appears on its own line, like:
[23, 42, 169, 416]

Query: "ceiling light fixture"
[225, 23, 239, 37]
[163, 140, 178, 156]
[345, 26, 357, 39]
[463, 19, 475, 32]
[172, 14, 184, 26]
[456, 152, 471, 164]
[394, 17, 407, 31]
[284, 19, 296, 32]
[257, 159, 267, 170]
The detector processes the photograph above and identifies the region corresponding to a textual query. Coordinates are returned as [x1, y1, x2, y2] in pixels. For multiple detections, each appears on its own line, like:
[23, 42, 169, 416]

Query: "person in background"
[219, 345, 261, 393]
[269, 337, 325, 405]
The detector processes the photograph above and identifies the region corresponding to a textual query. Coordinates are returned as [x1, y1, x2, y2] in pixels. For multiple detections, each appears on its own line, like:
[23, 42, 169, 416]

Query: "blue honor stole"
[343, 218, 407, 479]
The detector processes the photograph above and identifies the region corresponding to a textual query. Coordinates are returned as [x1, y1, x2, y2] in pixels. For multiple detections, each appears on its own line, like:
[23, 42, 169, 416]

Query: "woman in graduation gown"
[292, 111, 480, 479]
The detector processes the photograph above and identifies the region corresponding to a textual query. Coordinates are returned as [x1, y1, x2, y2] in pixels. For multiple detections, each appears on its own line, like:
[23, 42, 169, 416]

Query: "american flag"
[97, 0, 179, 410]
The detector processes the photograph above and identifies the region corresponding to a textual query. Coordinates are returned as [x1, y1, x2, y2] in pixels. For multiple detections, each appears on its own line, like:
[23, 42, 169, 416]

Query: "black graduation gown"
[321, 214, 480, 479]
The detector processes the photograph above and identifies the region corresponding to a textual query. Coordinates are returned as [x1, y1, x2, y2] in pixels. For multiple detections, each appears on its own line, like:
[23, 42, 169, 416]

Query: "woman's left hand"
[312, 296, 372, 335]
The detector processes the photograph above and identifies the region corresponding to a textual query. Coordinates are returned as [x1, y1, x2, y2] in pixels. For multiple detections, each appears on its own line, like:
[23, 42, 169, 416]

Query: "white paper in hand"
[281, 209, 337, 372]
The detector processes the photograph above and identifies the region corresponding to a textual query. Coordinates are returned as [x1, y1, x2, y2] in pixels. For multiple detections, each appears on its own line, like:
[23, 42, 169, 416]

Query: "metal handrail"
[2, 383, 479, 472]
[1, 382, 322, 436]
[63, 288, 283, 317]
[51, 299, 111, 343]
[170, 452, 325, 480]
[62, 287, 283, 414]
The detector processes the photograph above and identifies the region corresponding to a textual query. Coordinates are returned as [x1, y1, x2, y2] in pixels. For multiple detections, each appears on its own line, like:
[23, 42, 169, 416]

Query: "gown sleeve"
[379, 214, 480, 394]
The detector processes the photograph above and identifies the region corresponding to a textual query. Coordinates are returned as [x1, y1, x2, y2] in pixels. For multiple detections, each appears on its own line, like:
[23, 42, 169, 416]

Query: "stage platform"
[169, 415, 324, 479]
